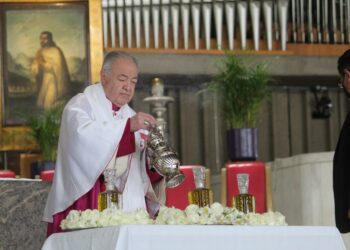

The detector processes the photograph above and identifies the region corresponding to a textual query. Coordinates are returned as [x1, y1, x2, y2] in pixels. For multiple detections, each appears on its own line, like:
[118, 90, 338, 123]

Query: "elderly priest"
[43, 51, 165, 237]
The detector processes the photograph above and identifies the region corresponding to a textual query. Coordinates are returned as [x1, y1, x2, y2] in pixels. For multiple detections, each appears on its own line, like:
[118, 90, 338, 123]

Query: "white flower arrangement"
[60, 208, 153, 230]
[154, 206, 188, 225]
[60, 202, 287, 230]
[242, 211, 288, 226]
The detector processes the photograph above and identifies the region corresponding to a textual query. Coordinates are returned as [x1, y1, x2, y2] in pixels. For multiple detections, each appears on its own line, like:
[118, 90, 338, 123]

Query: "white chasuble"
[43, 83, 164, 223]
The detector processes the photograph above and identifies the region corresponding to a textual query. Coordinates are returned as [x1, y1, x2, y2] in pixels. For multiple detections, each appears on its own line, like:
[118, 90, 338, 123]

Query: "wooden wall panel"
[257, 99, 273, 162]
[178, 88, 203, 165]
[132, 89, 151, 113]
[337, 91, 349, 129]
[328, 90, 342, 150]
[167, 89, 180, 151]
[271, 91, 291, 158]
[304, 91, 313, 152]
[305, 89, 333, 153]
[202, 92, 226, 173]
[289, 90, 307, 155]
[309, 116, 330, 152]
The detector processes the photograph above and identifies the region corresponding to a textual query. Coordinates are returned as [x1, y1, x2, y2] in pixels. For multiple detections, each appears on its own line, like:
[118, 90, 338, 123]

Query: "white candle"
[152, 78, 164, 97]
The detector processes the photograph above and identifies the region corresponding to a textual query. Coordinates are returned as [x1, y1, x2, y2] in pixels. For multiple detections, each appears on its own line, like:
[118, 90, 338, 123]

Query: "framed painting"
[0, 2, 89, 126]
[0, 0, 104, 151]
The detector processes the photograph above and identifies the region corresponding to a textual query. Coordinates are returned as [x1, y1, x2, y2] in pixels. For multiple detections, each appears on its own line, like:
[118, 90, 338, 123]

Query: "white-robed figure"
[31, 31, 70, 110]
[43, 51, 166, 236]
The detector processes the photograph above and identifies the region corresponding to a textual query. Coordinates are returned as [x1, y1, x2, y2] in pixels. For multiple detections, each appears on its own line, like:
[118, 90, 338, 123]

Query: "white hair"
[102, 51, 139, 74]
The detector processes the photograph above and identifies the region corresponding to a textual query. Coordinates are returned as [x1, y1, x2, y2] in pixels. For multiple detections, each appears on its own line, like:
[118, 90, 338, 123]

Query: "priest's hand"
[130, 112, 157, 131]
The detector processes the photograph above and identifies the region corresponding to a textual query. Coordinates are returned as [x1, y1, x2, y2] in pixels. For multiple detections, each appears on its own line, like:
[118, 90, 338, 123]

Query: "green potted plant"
[205, 54, 271, 161]
[24, 101, 65, 176]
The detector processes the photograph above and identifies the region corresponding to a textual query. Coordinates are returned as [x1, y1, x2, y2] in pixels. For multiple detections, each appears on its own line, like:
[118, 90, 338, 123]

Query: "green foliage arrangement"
[26, 101, 65, 161]
[206, 54, 271, 129]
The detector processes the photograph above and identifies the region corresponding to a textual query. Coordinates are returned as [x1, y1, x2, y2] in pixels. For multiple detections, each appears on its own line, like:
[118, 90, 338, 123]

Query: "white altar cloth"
[41, 225, 345, 250]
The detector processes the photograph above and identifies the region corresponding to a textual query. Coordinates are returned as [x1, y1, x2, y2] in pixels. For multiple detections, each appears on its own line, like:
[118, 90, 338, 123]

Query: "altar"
[0, 178, 50, 250]
[1, 152, 349, 250]
[42, 224, 345, 250]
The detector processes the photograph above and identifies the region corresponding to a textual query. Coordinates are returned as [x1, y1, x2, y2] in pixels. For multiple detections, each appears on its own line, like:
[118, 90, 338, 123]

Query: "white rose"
[185, 204, 199, 214]
[186, 212, 200, 224]
[176, 214, 189, 225]
[263, 212, 288, 226]
[60, 220, 69, 230]
[198, 206, 210, 216]
[206, 215, 218, 225]
[273, 212, 288, 225]
[133, 209, 152, 224]
[198, 214, 210, 224]
[96, 216, 111, 227]
[155, 207, 187, 225]
[66, 210, 81, 220]
[243, 213, 258, 225]
[210, 202, 224, 216]
[80, 209, 100, 227]
[60, 210, 82, 229]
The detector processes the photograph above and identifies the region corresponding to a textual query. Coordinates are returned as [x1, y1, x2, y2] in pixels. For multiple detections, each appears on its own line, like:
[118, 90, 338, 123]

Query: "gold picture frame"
[0, 0, 103, 151]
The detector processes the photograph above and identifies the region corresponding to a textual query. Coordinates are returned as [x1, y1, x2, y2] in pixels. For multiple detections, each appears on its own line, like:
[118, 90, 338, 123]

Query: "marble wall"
[269, 152, 350, 249]
[0, 179, 51, 250]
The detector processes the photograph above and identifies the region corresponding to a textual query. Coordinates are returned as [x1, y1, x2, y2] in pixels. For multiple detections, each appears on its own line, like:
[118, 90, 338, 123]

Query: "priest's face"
[101, 57, 138, 107]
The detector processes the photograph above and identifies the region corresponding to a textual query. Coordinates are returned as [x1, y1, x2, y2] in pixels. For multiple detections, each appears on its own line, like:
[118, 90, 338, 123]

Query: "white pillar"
[322, 0, 329, 43]
[339, 0, 344, 43]
[316, 0, 321, 42]
[152, 0, 160, 48]
[345, 0, 350, 43]
[181, 0, 191, 49]
[161, 0, 170, 48]
[263, 0, 273, 50]
[125, 0, 133, 48]
[133, 0, 142, 48]
[274, 0, 280, 40]
[237, 0, 248, 50]
[192, 0, 201, 50]
[108, 0, 116, 48]
[171, 0, 180, 49]
[203, 0, 213, 50]
[102, 0, 109, 48]
[307, 0, 314, 43]
[300, 0, 306, 43]
[214, 0, 224, 50]
[225, 1, 235, 50]
[331, 0, 337, 43]
[250, 0, 261, 51]
[277, 0, 289, 50]
[117, 0, 124, 48]
[142, 0, 151, 48]
[291, 0, 297, 42]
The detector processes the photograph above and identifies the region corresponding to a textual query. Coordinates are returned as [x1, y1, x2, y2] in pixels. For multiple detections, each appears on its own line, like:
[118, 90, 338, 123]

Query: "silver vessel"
[146, 124, 185, 188]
